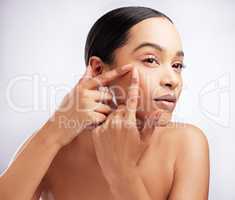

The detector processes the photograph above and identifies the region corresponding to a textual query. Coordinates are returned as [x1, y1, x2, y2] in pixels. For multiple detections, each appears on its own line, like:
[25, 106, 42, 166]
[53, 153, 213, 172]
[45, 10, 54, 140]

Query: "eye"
[142, 56, 159, 66]
[172, 63, 186, 72]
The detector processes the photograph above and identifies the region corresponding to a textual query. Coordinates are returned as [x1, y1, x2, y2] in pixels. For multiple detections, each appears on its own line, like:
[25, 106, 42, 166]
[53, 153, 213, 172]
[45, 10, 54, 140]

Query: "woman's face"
[108, 17, 184, 125]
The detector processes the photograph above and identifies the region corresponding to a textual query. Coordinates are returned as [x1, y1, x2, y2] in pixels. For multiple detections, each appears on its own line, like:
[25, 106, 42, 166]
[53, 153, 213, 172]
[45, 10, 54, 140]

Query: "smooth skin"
[0, 17, 210, 200]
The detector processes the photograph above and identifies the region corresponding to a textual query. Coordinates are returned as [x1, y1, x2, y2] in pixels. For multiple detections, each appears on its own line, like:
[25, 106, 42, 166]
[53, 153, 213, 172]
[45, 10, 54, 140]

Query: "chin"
[136, 109, 173, 126]
[157, 111, 173, 126]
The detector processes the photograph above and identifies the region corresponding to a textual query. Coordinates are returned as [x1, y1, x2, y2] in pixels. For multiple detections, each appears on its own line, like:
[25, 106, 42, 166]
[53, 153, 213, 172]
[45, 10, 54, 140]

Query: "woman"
[0, 6, 210, 200]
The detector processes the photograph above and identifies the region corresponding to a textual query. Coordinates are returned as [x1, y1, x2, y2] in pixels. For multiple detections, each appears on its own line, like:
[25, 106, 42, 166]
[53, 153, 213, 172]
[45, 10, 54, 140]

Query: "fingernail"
[132, 68, 139, 83]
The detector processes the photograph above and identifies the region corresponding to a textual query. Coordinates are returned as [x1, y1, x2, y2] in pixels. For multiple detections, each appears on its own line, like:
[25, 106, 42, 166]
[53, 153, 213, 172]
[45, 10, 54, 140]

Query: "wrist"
[37, 114, 66, 150]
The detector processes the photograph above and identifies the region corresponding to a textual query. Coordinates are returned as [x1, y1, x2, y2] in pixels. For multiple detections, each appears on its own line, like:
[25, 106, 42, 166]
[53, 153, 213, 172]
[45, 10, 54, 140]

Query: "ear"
[88, 56, 105, 76]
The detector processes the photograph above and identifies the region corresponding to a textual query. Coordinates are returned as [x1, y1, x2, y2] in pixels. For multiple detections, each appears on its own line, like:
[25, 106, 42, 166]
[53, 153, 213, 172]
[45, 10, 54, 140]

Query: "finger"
[78, 65, 93, 84]
[105, 98, 117, 110]
[91, 112, 109, 135]
[140, 112, 161, 143]
[90, 111, 107, 125]
[113, 104, 126, 118]
[125, 67, 139, 121]
[93, 102, 112, 115]
[116, 104, 126, 111]
[107, 104, 127, 130]
[84, 89, 113, 102]
[81, 64, 133, 89]
[84, 89, 116, 110]
[85, 112, 107, 130]
[102, 87, 117, 109]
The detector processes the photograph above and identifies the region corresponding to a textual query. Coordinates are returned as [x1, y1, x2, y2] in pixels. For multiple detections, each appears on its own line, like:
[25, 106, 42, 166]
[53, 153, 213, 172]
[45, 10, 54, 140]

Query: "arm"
[91, 68, 158, 200]
[168, 125, 210, 200]
[0, 119, 62, 200]
[0, 64, 133, 200]
[30, 183, 43, 200]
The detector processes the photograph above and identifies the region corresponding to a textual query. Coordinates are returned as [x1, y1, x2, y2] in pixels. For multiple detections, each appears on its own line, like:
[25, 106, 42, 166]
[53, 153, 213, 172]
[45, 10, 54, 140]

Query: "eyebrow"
[132, 42, 184, 57]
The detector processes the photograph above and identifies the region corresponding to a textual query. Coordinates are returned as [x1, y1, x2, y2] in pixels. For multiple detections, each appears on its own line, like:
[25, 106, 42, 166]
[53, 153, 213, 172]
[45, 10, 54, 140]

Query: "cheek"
[176, 77, 183, 97]
[139, 77, 151, 99]
[138, 69, 160, 98]
[138, 71, 161, 112]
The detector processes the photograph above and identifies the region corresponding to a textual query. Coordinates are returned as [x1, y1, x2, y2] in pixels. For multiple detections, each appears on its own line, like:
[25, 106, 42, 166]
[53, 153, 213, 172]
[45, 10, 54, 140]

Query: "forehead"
[126, 17, 183, 54]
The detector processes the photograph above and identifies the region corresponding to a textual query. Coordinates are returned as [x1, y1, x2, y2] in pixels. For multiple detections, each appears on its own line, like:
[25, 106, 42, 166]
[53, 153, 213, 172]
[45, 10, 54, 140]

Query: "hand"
[47, 64, 133, 147]
[91, 67, 161, 184]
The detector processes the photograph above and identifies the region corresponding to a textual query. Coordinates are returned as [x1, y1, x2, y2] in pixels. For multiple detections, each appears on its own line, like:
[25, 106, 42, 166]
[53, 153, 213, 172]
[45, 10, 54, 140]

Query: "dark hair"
[84, 6, 173, 66]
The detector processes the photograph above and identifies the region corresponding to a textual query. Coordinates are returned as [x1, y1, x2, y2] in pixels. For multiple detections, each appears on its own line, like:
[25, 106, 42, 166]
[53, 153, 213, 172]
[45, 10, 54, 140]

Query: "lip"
[153, 94, 177, 112]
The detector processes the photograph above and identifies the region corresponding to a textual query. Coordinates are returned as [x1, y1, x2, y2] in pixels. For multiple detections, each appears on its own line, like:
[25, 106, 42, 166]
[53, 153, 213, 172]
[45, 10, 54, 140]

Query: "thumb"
[140, 112, 161, 143]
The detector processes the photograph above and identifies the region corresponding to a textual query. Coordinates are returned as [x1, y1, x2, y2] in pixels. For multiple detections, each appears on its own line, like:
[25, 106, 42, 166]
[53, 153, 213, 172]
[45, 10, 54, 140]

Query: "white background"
[0, 0, 234, 199]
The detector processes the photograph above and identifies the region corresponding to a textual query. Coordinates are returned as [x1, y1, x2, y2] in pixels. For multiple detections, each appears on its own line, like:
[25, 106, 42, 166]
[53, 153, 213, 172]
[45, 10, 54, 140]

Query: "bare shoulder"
[161, 122, 208, 146]
[156, 122, 209, 156]
[158, 123, 210, 199]
[175, 122, 208, 149]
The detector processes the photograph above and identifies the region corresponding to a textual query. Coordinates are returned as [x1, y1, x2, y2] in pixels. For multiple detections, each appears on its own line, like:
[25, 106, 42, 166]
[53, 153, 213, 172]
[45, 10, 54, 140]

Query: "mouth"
[153, 94, 177, 112]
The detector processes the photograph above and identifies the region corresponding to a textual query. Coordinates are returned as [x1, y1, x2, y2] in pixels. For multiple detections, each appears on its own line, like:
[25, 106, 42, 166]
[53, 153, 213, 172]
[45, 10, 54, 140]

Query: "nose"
[160, 67, 180, 90]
